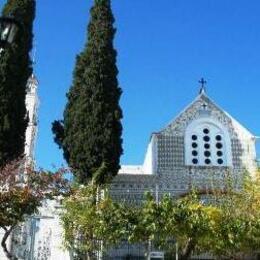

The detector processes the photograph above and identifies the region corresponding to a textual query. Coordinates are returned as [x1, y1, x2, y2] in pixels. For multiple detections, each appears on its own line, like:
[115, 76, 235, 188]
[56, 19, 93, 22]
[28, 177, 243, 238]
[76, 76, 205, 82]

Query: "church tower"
[7, 74, 39, 260]
[24, 74, 39, 164]
[0, 74, 39, 260]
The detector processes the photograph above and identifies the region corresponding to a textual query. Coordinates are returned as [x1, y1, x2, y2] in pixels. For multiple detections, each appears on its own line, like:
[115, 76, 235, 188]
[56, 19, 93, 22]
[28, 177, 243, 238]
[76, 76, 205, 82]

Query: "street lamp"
[0, 17, 20, 51]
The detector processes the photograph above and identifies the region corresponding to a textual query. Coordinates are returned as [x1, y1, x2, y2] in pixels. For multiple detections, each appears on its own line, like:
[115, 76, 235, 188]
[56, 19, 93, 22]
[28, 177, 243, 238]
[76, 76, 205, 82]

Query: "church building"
[106, 81, 258, 258]
[110, 81, 258, 207]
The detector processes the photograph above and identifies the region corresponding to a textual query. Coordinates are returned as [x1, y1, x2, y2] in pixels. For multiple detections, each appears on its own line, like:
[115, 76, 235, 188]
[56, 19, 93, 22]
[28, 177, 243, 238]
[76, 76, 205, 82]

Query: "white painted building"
[0, 74, 69, 260]
[24, 74, 39, 164]
[26, 199, 71, 260]
[107, 86, 258, 258]
[0, 74, 39, 259]
[8, 75, 70, 260]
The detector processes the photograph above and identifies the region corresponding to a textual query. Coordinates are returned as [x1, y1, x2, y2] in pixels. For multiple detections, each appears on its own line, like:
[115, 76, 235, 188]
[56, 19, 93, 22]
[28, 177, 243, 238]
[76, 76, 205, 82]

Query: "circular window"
[192, 158, 198, 165]
[205, 159, 211, 165]
[203, 136, 210, 142]
[203, 128, 210, 134]
[204, 143, 210, 149]
[192, 135, 198, 141]
[217, 159, 224, 165]
[217, 151, 223, 157]
[216, 143, 223, 149]
[204, 151, 211, 157]
[192, 150, 198, 156]
[192, 142, 198, 148]
[216, 135, 222, 141]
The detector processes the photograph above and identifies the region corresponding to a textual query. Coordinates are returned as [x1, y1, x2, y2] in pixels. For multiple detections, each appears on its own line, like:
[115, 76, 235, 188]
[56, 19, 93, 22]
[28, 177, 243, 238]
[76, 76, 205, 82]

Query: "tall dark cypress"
[0, 0, 35, 166]
[53, 0, 123, 184]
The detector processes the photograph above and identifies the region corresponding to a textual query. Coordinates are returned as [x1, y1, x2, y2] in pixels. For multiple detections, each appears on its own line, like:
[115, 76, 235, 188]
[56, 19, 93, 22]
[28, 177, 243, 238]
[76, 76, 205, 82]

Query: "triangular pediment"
[159, 93, 255, 139]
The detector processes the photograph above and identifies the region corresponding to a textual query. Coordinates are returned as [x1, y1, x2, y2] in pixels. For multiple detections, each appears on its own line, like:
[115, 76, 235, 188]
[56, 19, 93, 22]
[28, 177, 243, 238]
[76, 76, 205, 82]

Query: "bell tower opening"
[185, 118, 233, 167]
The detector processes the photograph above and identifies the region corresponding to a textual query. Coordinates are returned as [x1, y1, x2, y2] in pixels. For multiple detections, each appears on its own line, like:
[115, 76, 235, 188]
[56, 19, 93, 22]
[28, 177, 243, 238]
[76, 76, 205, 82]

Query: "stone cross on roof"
[199, 77, 207, 94]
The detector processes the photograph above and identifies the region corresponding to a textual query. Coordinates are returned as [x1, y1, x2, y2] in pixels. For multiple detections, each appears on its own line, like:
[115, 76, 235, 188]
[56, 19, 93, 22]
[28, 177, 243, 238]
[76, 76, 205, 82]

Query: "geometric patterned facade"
[107, 89, 258, 259]
[110, 90, 258, 205]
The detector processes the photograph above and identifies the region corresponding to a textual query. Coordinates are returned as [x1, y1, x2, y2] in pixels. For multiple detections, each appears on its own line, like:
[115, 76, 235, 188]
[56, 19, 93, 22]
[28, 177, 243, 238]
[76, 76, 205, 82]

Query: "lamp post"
[0, 17, 20, 53]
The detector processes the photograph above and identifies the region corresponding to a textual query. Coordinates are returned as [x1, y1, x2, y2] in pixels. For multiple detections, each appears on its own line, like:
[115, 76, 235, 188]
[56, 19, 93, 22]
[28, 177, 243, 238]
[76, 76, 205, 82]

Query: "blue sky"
[1, 0, 260, 168]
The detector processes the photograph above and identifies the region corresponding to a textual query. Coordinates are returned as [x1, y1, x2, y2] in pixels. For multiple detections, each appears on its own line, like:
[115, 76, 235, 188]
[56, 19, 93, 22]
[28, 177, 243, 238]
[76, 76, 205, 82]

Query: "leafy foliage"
[130, 192, 219, 260]
[62, 184, 138, 259]
[0, 159, 70, 259]
[62, 172, 260, 259]
[0, 0, 35, 167]
[53, 0, 123, 184]
[205, 172, 260, 259]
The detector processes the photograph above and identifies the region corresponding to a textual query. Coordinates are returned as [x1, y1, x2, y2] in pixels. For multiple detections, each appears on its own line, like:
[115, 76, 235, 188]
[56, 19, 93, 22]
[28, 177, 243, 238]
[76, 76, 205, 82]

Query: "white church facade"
[1, 79, 258, 259]
[110, 85, 257, 205]
[106, 84, 258, 258]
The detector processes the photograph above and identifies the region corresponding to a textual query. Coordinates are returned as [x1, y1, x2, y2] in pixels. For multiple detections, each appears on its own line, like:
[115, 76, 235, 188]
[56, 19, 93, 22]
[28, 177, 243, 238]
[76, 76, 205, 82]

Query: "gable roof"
[158, 92, 255, 138]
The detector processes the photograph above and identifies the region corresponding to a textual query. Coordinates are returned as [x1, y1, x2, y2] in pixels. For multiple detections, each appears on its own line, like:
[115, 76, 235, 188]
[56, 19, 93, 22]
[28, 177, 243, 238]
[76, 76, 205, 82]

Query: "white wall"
[143, 134, 157, 175]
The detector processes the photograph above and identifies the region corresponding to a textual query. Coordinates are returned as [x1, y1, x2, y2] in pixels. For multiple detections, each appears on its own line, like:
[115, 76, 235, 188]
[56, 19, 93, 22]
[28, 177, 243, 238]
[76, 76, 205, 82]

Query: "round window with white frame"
[185, 118, 232, 167]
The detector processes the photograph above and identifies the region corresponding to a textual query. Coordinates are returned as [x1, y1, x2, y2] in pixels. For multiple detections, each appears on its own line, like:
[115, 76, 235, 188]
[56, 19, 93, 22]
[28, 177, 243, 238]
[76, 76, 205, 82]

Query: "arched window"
[185, 118, 232, 167]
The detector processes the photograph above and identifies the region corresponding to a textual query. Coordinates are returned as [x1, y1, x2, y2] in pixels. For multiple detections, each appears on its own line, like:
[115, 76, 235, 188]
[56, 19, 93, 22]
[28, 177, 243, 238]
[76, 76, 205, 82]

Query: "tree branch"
[180, 238, 197, 260]
[1, 225, 17, 260]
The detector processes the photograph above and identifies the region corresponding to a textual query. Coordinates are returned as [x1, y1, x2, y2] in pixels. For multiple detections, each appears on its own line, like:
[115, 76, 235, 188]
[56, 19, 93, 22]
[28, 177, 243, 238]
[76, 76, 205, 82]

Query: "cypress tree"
[0, 0, 35, 166]
[53, 0, 123, 184]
